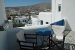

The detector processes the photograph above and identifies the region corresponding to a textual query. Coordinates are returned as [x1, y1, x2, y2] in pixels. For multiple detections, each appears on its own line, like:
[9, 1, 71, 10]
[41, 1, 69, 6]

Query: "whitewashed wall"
[38, 12, 52, 24]
[52, 0, 62, 22]
[32, 18, 40, 25]
[52, 0, 56, 23]
[7, 24, 51, 50]
[8, 20, 13, 28]
[0, 0, 7, 25]
[62, 0, 75, 31]
[14, 17, 28, 24]
[0, 0, 8, 50]
[7, 28, 21, 50]
[55, 0, 62, 22]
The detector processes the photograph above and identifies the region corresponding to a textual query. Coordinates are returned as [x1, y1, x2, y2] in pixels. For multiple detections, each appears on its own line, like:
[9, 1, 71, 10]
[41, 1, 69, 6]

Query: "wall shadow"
[65, 19, 72, 31]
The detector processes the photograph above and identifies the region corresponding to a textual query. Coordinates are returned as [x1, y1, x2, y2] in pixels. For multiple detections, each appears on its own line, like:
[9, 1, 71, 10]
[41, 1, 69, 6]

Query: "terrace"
[6, 19, 73, 50]
[0, 0, 75, 50]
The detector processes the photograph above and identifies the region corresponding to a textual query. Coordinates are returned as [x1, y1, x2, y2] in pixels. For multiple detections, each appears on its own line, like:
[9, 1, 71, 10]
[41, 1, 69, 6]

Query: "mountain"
[5, 2, 52, 16]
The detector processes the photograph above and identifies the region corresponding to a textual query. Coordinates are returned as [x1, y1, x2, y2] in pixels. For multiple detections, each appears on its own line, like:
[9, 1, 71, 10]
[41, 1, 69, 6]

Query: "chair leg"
[51, 39, 62, 50]
[62, 40, 65, 50]
[49, 35, 52, 49]
[62, 36, 65, 50]
[33, 43, 35, 50]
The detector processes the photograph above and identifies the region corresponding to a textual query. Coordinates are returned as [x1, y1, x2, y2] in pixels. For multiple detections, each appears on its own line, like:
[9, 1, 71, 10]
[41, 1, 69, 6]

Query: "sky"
[4, 0, 52, 7]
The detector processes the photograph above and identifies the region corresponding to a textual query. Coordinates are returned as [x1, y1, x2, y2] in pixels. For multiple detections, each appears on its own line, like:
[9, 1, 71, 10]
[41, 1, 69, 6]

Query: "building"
[38, 12, 52, 25]
[29, 12, 52, 26]
[14, 16, 29, 24]
[52, 0, 75, 31]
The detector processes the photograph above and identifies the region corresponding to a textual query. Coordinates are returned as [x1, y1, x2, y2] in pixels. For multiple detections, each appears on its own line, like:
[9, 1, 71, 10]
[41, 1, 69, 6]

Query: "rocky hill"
[5, 2, 52, 16]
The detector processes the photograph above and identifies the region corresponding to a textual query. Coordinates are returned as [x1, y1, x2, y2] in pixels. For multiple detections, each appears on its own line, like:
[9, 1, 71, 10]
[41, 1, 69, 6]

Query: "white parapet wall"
[0, 31, 8, 50]
[8, 20, 13, 28]
[19, 24, 51, 32]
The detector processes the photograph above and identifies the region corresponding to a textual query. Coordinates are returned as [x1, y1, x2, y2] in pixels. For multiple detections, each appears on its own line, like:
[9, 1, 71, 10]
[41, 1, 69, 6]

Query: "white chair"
[51, 25, 65, 50]
[16, 29, 37, 50]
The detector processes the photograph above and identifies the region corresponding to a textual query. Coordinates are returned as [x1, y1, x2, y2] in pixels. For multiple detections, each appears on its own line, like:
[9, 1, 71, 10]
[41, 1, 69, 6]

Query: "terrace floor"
[64, 31, 75, 50]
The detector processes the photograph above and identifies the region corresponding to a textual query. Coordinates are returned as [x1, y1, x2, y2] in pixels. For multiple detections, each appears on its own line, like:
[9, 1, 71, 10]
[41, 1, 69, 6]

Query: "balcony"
[3, 19, 73, 50]
[0, 0, 75, 50]
[0, 15, 73, 50]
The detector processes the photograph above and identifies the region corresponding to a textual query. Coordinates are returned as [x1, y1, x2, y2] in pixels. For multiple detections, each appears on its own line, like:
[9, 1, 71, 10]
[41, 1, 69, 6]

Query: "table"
[36, 29, 52, 49]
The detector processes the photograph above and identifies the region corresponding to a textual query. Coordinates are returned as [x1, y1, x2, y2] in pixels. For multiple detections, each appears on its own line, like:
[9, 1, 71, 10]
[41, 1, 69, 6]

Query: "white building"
[52, 0, 62, 23]
[52, 0, 75, 31]
[29, 12, 52, 26]
[38, 12, 52, 25]
[14, 17, 29, 24]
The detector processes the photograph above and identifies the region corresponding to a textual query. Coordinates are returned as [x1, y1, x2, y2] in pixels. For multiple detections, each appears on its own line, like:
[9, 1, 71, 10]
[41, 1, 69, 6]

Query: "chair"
[51, 25, 65, 50]
[24, 33, 38, 49]
[16, 29, 37, 50]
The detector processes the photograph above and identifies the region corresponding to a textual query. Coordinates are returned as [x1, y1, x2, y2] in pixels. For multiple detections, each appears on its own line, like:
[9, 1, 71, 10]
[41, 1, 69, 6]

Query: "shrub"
[13, 23, 25, 27]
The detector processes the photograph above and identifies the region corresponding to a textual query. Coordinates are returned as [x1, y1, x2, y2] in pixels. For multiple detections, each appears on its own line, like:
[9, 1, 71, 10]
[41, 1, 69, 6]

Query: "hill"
[5, 2, 52, 16]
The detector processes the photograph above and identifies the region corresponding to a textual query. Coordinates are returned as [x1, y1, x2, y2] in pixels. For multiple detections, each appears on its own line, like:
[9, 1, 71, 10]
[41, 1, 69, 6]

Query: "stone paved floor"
[64, 31, 75, 50]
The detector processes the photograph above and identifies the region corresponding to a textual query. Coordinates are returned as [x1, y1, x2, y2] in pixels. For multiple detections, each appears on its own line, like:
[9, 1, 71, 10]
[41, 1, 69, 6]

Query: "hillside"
[5, 2, 52, 16]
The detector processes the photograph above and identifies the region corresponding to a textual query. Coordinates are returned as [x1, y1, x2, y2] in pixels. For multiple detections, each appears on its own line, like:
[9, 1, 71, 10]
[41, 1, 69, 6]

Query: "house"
[14, 16, 29, 24]
[38, 12, 52, 25]
[30, 12, 52, 25]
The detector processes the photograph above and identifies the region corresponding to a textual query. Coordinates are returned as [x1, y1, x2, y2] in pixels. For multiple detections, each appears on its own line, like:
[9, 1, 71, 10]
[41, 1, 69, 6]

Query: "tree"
[7, 17, 11, 20]
[29, 16, 31, 20]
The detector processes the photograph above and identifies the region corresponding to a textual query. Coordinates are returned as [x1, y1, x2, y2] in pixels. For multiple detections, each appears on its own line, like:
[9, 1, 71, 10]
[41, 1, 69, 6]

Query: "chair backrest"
[52, 25, 65, 36]
[16, 29, 25, 41]
[24, 34, 37, 44]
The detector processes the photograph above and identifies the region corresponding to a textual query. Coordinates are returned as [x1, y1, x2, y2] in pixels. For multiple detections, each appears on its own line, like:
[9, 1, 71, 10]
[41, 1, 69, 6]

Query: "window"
[23, 20, 24, 22]
[46, 22, 49, 24]
[16, 20, 17, 22]
[58, 4, 61, 12]
[41, 20, 43, 25]
[25, 20, 26, 22]
[19, 20, 20, 23]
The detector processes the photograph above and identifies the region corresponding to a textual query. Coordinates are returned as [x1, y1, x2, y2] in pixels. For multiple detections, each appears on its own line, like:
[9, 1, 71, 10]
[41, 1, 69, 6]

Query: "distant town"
[5, 2, 51, 27]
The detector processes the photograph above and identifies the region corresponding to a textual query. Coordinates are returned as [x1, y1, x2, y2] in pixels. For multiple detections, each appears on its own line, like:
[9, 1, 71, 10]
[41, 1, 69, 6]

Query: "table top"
[36, 29, 52, 36]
